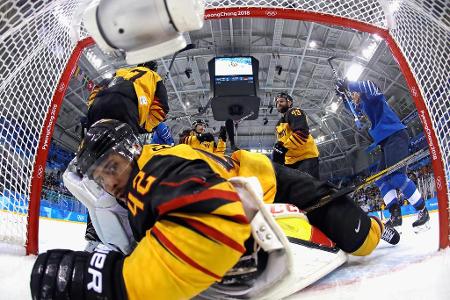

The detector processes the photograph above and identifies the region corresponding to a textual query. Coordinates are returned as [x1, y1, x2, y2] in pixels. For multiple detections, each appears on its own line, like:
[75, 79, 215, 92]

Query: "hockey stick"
[163, 43, 196, 82]
[303, 148, 429, 213]
[225, 119, 238, 151]
[327, 57, 362, 130]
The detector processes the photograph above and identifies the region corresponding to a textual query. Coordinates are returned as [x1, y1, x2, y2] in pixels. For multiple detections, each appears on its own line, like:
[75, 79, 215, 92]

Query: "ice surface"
[0, 212, 449, 300]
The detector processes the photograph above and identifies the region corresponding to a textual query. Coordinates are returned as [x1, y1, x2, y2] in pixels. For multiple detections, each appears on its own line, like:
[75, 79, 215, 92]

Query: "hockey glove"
[197, 132, 215, 142]
[30, 248, 126, 300]
[219, 126, 227, 142]
[335, 78, 348, 93]
[272, 142, 288, 164]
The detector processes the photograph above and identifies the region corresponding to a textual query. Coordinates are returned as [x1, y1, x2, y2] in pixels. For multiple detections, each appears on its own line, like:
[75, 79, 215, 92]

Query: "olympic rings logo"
[266, 11, 277, 17]
[58, 82, 66, 92]
[435, 176, 442, 190]
[37, 164, 44, 179]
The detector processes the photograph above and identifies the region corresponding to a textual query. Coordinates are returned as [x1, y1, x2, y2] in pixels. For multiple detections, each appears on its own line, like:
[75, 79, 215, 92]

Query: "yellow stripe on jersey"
[123, 204, 250, 299]
[138, 145, 277, 204]
[115, 67, 163, 132]
[352, 217, 382, 256]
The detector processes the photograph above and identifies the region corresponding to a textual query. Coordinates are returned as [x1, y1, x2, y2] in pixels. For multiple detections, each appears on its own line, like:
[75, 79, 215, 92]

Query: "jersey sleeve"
[214, 138, 226, 155]
[122, 157, 250, 300]
[284, 108, 311, 149]
[347, 81, 382, 97]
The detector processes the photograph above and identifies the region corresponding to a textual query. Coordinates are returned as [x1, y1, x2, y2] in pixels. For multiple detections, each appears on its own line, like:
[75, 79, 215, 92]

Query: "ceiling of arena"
[55, 17, 420, 178]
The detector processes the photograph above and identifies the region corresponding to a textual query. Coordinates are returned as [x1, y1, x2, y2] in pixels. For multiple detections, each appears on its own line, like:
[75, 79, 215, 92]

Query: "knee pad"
[351, 217, 382, 256]
[398, 178, 422, 206]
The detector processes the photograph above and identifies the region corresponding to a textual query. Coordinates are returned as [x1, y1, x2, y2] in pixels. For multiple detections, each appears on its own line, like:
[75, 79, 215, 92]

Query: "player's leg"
[389, 172, 430, 231]
[307, 197, 399, 255]
[272, 163, 399, 253]
[286, 157, 320, 180]
[375, 178, 402, 228]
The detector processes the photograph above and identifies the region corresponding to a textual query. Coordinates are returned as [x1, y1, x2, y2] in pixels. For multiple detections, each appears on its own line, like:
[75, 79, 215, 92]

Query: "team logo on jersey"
[139, 96, 148, 105]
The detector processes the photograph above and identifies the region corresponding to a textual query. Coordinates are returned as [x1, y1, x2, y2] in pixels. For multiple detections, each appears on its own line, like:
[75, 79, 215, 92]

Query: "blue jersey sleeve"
[347, 81, 382, 98]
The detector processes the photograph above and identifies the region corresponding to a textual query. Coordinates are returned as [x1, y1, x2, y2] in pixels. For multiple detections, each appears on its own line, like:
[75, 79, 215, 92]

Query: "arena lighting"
[389, 0, 402, 12]
[345, 63, 364, 81]
[309, 40, 317, 48]
[330, 102, 339, 112]
[362, 42, 378, 59]
[82, 0, 204, 64]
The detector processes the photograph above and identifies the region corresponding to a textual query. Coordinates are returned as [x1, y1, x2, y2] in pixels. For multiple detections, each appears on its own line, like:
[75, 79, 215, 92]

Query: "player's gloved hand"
[335, 88, 346, 99]
[30, 249, 125, 300]
[272, 142, 288, 164]
[197, 132, 215, 142]
[219, 126, 227, 142]
[335, 78, 348, 93]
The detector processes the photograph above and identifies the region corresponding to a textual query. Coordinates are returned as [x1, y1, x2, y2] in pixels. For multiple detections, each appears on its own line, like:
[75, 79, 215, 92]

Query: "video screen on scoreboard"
[209, 56, 259, 97]
[215, 57, 253, 76]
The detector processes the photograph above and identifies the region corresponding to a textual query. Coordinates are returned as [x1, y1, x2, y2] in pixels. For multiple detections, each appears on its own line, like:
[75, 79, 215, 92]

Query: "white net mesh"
[0, 0, 80, 252]
[0, 0, 448, 252]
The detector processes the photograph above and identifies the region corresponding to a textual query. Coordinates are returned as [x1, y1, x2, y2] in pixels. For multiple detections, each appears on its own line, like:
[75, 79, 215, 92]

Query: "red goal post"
[0, 0, 447, 255]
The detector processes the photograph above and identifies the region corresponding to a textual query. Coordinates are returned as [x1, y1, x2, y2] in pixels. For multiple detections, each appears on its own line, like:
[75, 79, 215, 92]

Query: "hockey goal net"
[0, 0, 448, 255]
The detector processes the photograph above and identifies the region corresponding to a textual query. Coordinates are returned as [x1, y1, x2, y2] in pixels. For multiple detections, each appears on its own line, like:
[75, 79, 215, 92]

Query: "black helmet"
[274, 92, 293, 105]
[191, 119, 207, 128]
[76, 119, 141, 178]
[137, 60, 158, 72]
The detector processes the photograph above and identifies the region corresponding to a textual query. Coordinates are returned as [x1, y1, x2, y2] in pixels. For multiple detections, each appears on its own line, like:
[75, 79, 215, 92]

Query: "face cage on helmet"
[274, 95, 292, 107]
[192, 120, 207, 129]
[84, 136, 140, 181]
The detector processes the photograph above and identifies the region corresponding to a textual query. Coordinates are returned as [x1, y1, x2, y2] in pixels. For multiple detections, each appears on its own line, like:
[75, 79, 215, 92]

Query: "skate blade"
[413, 222, 431, 234]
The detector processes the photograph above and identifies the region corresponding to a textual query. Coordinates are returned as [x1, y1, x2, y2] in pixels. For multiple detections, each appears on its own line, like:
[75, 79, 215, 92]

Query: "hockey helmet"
[274, 92, 293, 106]
[191, 119, 208, 128]
[77, 119, 141, 180]
[137, 60, 158, 72]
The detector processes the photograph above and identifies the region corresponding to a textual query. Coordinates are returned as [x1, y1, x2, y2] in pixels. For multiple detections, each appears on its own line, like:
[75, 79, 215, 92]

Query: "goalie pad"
[63, 159, 136, 254]
[198, 177, 348, 300]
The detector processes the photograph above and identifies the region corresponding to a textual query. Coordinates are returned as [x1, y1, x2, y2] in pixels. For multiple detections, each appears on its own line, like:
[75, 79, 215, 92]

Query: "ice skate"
[412, 207, 430, 233]
[384, 203, 402, 234]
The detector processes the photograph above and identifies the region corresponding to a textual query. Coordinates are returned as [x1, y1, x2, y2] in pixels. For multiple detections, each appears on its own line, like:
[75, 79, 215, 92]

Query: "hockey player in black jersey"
[32, 119, 400, 300]
[273, 92, 320, 179]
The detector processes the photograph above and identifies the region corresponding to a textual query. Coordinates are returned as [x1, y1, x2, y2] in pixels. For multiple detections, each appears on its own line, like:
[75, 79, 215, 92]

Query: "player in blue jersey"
[150, 121, 175, 145]
[336, 80, 430, 232]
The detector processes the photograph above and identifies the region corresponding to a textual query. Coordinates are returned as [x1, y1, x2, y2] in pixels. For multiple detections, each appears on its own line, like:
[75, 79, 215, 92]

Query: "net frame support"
[26, 7, 448, 254]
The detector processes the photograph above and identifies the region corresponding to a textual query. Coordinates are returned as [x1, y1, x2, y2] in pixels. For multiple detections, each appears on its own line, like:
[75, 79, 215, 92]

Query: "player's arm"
[154, 122, 174, 145]
[154, 80, 169, 115]
[123, 158, 250, 299]
[283, 108, 310, 149]
[347, 80, 382, 97]
[31, 158, 250, 300]
[214, 138, 226, 155]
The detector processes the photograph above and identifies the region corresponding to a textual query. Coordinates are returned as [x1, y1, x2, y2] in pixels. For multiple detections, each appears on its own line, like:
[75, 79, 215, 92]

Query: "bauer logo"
[87, 248, 110, 293]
